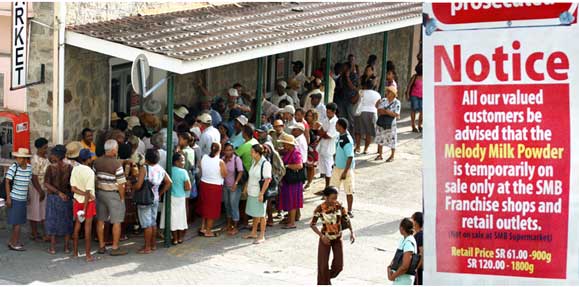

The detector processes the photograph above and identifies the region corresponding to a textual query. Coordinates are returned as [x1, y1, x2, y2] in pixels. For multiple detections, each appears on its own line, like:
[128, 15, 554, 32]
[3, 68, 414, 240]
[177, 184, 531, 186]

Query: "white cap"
[282, 105, 295, 115]
[277, 80, 287, 89]
[174, 106, 189, 119]
[290, 122, 305, 132]
[228, 88, 239, 97]
[235, 115, 249, 126]
[198, 113, 212, 124]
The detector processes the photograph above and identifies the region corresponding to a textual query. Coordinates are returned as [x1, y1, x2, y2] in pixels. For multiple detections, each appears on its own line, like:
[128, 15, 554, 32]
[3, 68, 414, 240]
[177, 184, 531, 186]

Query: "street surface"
[0, 112, 423, 285]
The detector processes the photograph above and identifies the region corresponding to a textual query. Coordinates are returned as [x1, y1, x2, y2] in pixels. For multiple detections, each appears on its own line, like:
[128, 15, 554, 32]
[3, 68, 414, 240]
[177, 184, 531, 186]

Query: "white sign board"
[11, 2, 27, 89]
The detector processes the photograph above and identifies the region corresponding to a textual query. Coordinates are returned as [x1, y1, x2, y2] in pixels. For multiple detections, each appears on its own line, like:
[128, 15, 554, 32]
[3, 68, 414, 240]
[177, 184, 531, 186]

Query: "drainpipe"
[164, 74, 174, 248]
[55, 2, 66, 144]
[324, 43, 331, 104]
[255, 57, 264, 127]
[379, 31, 389, 97]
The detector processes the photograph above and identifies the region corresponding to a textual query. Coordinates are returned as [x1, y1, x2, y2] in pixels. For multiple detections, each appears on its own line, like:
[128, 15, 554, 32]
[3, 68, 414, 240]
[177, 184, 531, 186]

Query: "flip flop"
[374, 156, 383, 161]
[137, 248, 151, 254]
[253, 238, 265, 244]
[202, 232, 219, 238]
[243, 234, 258, 239]
[85, 256, 101, 262]
[177, 240, 184, 244]
[47, 248, 56, 255]
[110, 248, 128, 256]
[97, 247, 106, 254]
[386, 157, 394, 163]
[282, 225, 297, 229]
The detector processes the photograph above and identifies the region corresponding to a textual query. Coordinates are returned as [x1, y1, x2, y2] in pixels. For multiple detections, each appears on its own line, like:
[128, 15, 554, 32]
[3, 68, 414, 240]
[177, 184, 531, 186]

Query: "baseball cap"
[228, 88, 239, 97]
[79, 149, 93, 161]
[235, 115, 249, 126]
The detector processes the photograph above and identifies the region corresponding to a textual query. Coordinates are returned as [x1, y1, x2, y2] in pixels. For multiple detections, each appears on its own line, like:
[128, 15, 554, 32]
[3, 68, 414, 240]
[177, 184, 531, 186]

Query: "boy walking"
[71, 149, 97, 261]
[5, 148, 33, 251]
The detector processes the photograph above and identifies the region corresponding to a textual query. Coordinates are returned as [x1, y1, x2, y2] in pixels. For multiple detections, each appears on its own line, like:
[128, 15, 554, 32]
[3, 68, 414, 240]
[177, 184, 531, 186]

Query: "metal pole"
[164, 74, 174, 248]
[379, 31, 389, 97]
[255, 57, 264, 127]
[324, 43, 332, 104]
[139, 60, 146, 112]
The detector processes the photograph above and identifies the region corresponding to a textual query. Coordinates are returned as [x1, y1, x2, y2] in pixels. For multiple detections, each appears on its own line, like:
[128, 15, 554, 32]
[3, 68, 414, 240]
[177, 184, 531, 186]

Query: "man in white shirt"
[198, 113, 221, 156]
[290, 123, 308, 164]
[282, 105, 298, 134]
[268, 80, 295, 108]
[303, 78, 323, 111]
[291, 61, 308, 95]
[310, 93, 327, 122]
[317, 103, 339, 192]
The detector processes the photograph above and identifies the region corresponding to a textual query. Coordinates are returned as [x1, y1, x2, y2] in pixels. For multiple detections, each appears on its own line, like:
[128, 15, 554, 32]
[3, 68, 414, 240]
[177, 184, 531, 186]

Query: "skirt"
[169, 196, 188, 231]
[7, 199, 27, 225]
[45, 194, 73, 236]
[246, 195, 266, 218]
[196, 181, 223, 220]
[27, 185, 46, 221]
[278, 181, 304, 211]
[354, 112, 377, 137]
[375, 122, 397, 149]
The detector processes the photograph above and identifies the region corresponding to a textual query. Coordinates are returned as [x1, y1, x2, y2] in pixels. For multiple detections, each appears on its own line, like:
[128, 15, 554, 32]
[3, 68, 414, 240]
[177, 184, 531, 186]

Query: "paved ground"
[0, 111, 423, 285]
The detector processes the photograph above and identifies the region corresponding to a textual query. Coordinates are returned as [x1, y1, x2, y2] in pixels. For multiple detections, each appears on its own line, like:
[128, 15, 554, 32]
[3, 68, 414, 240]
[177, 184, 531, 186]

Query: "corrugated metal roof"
[69, 2, 421, 62]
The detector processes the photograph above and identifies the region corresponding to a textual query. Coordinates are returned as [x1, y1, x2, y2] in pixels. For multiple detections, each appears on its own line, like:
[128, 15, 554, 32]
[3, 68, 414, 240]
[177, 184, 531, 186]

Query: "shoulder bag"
[376, 101, 396, 130]
[134, 166, 155, 206]
[0, 163, 18, 200]
[282, 149, 306, 184]
[259, 160, 278, 201]
[390, 238, 420, 276]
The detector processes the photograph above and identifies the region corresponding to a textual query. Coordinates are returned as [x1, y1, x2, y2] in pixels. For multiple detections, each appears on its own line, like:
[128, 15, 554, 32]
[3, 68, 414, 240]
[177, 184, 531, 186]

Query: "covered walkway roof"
[65, 2, 422, 74]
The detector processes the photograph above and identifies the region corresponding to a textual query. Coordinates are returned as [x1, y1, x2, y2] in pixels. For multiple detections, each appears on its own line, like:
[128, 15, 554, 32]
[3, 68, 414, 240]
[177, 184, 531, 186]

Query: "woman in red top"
[405, 63, 423, 133]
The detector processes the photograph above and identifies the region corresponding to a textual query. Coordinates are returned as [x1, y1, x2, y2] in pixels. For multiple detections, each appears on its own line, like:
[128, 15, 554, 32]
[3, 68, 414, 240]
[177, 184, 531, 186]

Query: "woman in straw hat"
[375, 86, 401, 162]
[277, 134, 304, 229]
[44, 144, 74, 254]
[5, 148, 33, 251]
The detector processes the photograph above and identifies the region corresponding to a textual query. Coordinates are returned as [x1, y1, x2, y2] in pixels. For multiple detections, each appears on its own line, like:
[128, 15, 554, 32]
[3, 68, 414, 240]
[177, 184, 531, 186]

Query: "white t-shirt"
[358, 89, 382, 114]
[247, 157, 272, 197]
[157, 148, 168, 171]
[200, 154, 224, 185]
[318, 115, 338, 156]
[200, 126, 221, 156]
[295, 134, 308, 164]
[315, 103, 327, 122]
[70, 165, 95, 204]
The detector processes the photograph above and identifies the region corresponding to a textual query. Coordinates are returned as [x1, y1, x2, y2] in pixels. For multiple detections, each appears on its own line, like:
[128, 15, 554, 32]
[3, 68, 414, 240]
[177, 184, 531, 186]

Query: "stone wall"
[27, 2, 54, 142]
[62, 46, 110, 142]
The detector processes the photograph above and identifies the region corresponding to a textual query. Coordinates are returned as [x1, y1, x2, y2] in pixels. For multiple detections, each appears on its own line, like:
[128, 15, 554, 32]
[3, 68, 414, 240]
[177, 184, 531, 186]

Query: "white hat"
[12, 148, 32, 158]
[282, 105, 295, 115]
[143, 98, 162, 114]
[198, 113, 212, 124]
[190, 126, 202, 139]
[228, 88, 239, 97]
[125, 116, 140, 129]
[174, 106, 189, 119]
[277, 80, 287, 89]
[235, 115, 249, 126]
[290, 122, 305, 132]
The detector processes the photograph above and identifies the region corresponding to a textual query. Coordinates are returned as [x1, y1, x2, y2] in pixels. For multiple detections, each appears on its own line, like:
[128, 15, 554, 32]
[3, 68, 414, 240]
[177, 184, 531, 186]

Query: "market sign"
[423, 2, 578, 285]
[424, 2, 577, 32]
[11, 2, 27, 89]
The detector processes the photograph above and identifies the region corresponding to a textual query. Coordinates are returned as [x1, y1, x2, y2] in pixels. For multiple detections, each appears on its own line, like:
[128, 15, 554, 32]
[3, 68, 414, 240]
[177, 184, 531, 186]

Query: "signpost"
[423, 2, 579, 285]
[11, 2, 27, 89]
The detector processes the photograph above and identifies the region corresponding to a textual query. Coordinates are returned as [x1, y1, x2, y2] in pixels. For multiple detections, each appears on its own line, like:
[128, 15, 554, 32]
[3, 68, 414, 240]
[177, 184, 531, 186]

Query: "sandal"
[8, 244, 25, 252]
[282, 225, 297, 229]
[110, 248, 128, 256]
[177, 240, 184, 244]
[47, 248, 56, 255]
[243, 234, 257, 239]
[374, 156, 383, 161]
[386, 157, 394, 163]
[97, 247, 106, 254]
[253, 238, 265, 244]
[137, 248, 151, 254]
[412, 127, 419, 133]
[202, 232, 219, 238]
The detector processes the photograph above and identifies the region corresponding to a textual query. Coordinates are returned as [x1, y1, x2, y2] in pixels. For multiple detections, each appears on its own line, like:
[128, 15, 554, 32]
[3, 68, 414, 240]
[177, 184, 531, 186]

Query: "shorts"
[7, 199, 27, 225]
[319, 155, 334, 177]
[73, 199, 97, 220]
[330, 168, 355, 195]
[410, 96, 422, 112]
[96, 191, 126, 224]
[138, 200, 159, 229]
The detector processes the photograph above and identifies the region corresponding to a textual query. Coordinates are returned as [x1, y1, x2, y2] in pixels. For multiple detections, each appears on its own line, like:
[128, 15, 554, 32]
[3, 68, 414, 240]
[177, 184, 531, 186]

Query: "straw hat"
[277, 133, 296, 146]
[65, 141, 83, 159]
[111, 112, 120, 122]
[12, 148, 32, 158]
[143, 98, 162, 114]
[386, 85, 398, 97]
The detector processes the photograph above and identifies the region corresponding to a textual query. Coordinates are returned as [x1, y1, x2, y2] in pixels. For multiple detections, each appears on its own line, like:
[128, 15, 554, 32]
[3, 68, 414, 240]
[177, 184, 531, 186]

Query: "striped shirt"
[5, 163, 32, 201]
[92, 156, 126, 192]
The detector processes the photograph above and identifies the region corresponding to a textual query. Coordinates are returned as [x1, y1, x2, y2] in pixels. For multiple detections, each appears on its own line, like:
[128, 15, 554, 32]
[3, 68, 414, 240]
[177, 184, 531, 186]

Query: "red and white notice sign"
[423, 2, 579, 285]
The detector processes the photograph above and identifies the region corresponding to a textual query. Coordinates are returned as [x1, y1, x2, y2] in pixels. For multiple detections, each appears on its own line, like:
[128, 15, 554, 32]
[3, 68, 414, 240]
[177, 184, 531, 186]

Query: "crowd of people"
[1, 53, 423, 284]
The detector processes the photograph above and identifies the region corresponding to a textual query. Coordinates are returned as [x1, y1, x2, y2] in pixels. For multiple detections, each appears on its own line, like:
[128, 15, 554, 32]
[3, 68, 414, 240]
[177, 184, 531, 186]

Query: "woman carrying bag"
[375, 86, 401, 162]
[277, 134, 304, 229]
[388, 218, 419, 285]
[243, 144, 272, 244]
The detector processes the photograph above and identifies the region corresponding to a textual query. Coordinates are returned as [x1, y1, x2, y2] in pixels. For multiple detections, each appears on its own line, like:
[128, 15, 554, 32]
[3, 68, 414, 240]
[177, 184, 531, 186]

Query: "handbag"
[0, 163, 18, 200]
[133, 166, 155, 206]
[282, 149, 306, 184]
[353, 90, 363, 117]
[390, 238, 420, 276]
[376, 101, 396, 129]
[259, 160, 278, 201]
[189, 177, 198, 199]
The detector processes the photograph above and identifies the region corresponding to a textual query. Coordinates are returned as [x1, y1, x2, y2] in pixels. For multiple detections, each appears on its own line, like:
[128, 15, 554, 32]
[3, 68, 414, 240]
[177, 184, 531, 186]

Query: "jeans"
[138, 200, 159, 229]
[223, 185, 242, 222]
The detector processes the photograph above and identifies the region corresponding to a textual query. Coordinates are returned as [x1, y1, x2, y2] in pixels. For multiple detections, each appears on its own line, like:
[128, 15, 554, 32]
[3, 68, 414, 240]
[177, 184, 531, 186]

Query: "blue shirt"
[210, 109, 222, 128]
[230, 132, 245, 149]
[335, 132, 355, 169]
[6, 163, 32, 201]
[170, 166, 190, 198]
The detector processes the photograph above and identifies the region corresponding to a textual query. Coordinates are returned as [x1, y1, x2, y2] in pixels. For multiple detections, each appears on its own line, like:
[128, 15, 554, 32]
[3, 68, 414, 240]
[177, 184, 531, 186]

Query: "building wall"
[66, 2, 212, 26]
[26, 2, 54, 142]
[62, 46, 110, 142]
